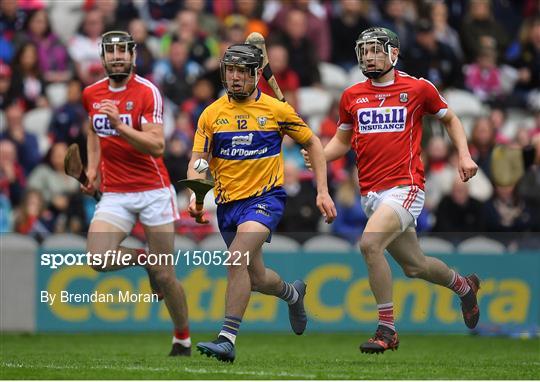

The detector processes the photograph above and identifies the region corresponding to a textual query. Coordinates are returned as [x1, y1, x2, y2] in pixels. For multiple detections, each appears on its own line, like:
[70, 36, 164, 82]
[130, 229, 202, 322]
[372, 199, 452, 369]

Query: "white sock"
[172, 336, 191, 347]
[219, 330, 236, 344]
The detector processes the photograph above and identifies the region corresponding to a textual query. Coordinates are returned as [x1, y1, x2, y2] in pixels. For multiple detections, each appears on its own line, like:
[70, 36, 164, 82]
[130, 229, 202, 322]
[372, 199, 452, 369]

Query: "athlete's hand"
[301, 149, 312, 170]
[316, 191, 337, 224]
[458, 154, 478, 182]
[99, 100, 121, 129]
[188, 196, 209, 224]
[81, 169, 98, 195]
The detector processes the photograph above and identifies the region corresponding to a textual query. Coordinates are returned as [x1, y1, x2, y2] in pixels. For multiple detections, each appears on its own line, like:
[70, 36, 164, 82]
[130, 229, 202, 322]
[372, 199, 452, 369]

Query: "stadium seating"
[22, 107, 52, 155]
[347, 66, 367, 86]
[0, 233, 38, 254]
[302, 235, 351, 253]
[264, 234, 301, 252]
[45, 83, 68, 109]
[42, 233, 86, 250]
[319, 62, 349, 98]
[174, 235, 197, 251]
[456, 236, 506, 255]
[297, 87, 333, 117]
[199, 233, 227, 251]
[418, 236, 455, 254]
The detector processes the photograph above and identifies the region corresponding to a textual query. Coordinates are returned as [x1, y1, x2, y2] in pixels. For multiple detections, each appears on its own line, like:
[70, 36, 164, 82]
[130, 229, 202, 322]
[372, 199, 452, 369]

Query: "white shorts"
[92, 185, 179, 233]
[361, 185, 425, 231]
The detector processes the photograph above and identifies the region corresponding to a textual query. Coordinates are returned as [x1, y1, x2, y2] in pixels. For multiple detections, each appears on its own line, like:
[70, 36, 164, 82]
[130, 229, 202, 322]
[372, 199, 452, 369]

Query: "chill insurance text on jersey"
[82, 75, 171, 193]
[338, 71, 448, 194]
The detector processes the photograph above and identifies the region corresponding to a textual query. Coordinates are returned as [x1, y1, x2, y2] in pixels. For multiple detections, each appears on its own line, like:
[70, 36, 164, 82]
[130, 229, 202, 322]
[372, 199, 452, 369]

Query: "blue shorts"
[217, 187, 287, 248]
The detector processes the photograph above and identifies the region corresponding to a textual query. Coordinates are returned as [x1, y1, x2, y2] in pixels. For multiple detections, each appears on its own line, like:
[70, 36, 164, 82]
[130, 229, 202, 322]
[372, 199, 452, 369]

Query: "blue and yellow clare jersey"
[192, 89, 313, 204]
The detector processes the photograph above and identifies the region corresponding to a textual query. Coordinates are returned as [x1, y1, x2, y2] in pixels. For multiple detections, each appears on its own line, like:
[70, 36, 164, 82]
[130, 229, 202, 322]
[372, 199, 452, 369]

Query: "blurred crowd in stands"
[0, 0, 539, 248]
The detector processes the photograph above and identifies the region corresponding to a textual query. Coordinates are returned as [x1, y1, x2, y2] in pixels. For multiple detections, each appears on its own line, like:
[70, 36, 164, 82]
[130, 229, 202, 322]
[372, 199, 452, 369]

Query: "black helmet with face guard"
[99, 31, 136, 82]
[220, 44, 263, 100]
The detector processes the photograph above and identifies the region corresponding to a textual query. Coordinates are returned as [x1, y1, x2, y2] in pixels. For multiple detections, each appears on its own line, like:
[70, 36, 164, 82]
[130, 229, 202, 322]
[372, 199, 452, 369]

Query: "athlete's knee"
[359, 235, 384, 259]
[248, 269, 265, 292]
[153, 267, 177, 288]
[402, 262, 427, 279]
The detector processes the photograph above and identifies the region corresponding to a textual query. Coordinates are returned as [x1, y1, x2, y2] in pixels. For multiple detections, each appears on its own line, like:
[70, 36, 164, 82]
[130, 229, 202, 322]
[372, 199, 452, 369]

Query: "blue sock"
[278, 281, 299, 305]
[218, 315, 241, 344]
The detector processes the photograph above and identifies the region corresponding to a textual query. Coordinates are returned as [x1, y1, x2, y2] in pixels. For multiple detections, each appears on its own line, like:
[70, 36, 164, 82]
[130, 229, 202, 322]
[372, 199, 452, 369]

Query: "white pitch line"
[1, 362, 317, 379]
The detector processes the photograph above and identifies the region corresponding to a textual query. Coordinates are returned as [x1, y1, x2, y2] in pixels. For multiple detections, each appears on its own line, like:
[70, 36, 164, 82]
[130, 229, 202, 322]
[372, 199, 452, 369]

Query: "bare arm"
[322, 128, 353, 162]
[440, 108, 478, 182]
[301, 135, 337, 223]
[99, 100, 165, 157]
[81, 121, 101, 194]
[302, 128, 352, 169]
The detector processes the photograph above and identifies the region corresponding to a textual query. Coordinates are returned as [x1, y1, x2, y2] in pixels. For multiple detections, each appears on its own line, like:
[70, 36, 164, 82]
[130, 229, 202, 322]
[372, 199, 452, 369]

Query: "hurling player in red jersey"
[81, 31, 190, 356]
[305, 27, 481, 353]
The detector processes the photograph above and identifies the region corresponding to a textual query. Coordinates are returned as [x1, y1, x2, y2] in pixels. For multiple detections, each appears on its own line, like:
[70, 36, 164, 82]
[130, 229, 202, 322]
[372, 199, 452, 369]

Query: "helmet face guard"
[355, 27, 400, 79]
[220, 44, 263, 100]
[99, 31, 136, 82]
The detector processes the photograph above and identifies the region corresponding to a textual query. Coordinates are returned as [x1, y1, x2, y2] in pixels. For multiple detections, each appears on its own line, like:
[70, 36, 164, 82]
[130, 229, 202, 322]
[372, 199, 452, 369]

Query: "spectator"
[330, 0, 371, 70]
[0, 191, 11, 232]
[517, 136, 540, 230]
[270, 0, 332, 62]
[1, 101, 40, 175]
[379, 0, 416, 54]
[489, 107, 512, 144]
[13, 188, 52, 242]
[137, 0, 181, 37]
[433, 176, 486, 233]
[484, 184, 534, 233]
[31, 141, 88, 233]
[235, 0, 268, 37]
[10, 41, 47, 109]
[180, 76, 215, 130]
[222, 14, 249, 45]
[68, 9, 105, 85]
[425, 140, 493, 209]
[184, 0, 220, 39]
[404, 18, 462, 90]
[0, 0, 26, 42]
[331, 171, 367, 245]
[430, 0, 464, 61]
[160, 9, 218, 70]
[0, 60, 15, 109]
[464, 45, 504, 103]
[128, 18, 156, 79]
[460, 0, 509, 63]
[22, 9, 71, 83]
[258, 43, 300, 108]
[164, 131, 190, 193]
[0, 139, 26, 207]
[469, 116, 496, 180]
[511, 16, 540, 109]
[277, 162, 319, 241]
[270, 9, 320, 87]
[154, 39, 202, 106]
[48, 78, 87, 150]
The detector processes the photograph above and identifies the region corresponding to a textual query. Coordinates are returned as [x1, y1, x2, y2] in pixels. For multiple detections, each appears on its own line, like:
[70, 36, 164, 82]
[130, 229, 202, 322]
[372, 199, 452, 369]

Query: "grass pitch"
[1, 332, 538, 379]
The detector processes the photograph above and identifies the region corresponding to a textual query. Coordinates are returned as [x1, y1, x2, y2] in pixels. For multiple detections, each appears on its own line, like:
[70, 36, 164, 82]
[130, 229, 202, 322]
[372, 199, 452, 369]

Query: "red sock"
[447, 270, 471, 297]
[378, 302, 395, 332]
[174, 327, 190, 340]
